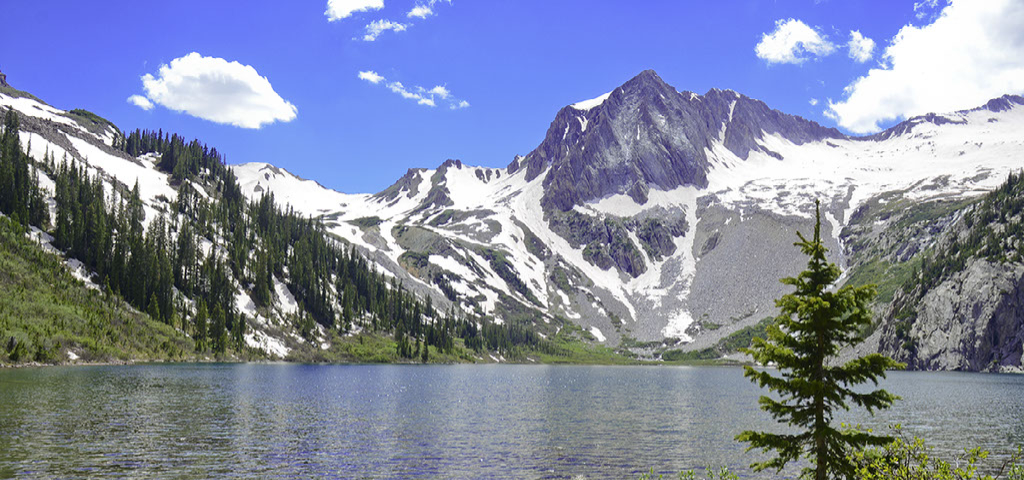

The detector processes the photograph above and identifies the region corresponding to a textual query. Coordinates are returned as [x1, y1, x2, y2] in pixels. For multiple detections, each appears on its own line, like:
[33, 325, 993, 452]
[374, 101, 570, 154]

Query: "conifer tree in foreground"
[737, 201, 903, 480]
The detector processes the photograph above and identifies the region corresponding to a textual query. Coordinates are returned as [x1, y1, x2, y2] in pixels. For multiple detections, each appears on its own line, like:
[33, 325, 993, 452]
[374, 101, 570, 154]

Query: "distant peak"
[623, 69, 669, 89]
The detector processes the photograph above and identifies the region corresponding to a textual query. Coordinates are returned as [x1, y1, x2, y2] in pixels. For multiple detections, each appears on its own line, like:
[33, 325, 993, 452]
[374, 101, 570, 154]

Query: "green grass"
[0, 216, 195, 365]
[844, 257, 921, 305]
[0, 84, 46, 104]
[65, 108, 118, 138]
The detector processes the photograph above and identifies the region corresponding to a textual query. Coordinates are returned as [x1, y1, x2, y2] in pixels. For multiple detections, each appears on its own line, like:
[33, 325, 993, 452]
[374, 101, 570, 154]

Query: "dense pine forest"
[0, 107, 599, 364]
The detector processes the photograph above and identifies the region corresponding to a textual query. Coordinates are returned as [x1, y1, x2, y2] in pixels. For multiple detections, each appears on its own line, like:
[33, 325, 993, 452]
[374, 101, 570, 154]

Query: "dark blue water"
[1, 364, 1022, 479]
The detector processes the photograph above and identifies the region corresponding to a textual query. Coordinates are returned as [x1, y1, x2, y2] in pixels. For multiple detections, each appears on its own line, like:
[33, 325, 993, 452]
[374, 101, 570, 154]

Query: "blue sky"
[2, 1, 1022, 193]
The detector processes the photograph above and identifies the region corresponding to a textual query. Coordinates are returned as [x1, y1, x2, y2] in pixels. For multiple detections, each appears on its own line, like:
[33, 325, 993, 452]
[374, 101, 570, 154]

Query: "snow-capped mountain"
[230, 70, 1024, 350]
[4, 69, 1023, 361]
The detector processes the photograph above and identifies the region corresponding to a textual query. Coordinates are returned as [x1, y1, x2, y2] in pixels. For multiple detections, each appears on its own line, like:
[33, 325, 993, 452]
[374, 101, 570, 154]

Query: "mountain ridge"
[4, 69, 1024, 370]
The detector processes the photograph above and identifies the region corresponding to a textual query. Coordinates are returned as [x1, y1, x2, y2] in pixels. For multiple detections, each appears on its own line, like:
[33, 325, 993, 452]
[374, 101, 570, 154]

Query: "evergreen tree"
[194, 300, 209, 353]
[737, 201, 903, 480]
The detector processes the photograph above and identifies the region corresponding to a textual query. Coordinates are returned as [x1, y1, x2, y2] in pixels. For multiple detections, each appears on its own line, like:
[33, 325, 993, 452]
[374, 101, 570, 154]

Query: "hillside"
[0, 214, 193, 364]
[0, 80, 609, 366]
[3, 69, 1024, 369]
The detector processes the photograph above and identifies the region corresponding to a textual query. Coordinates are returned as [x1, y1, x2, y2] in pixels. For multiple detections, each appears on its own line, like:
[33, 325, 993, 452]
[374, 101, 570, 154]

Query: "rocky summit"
[228, 70, 1024, 368]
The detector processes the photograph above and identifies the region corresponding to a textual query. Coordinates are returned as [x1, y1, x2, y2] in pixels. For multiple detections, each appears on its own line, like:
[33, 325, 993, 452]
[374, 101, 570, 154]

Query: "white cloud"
[827, 0, 1024, 134]
[428, 85, 450, 99]
[358, 70, 385, 84]
[325, 0, 384, 21]
[139, 52, 297, 129]
[408, 5, 433, 18]
[755, 18, 836, 64]
[360, 71, 469, 109]
[127, 94, 154, 111]
[362, 19, 408, 41]
[847, 30, 876, 63]
[407, 0, 451, 19]
[914, 0, 943, 19]
[809, 98, 819, 106]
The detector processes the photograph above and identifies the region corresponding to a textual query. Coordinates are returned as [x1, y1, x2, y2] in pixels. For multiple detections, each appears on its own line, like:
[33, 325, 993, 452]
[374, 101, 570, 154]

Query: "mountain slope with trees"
[1, 84, 609, 365]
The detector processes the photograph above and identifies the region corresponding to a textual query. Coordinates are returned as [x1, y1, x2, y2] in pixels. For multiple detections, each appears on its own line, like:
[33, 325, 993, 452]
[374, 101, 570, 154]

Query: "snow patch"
[571, 91, 612, 111]
[589, 326, 606, 343]
[274, 277, 300, 316]
[245, 329, 290, 359]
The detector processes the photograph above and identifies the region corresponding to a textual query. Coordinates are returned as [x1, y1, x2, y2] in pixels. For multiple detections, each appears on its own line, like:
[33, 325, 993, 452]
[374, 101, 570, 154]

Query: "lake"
[1, 364, 1022, 479]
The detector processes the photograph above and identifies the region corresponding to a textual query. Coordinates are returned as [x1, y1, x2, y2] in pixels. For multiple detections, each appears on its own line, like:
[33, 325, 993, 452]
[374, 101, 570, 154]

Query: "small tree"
[737, 201, 903, 480]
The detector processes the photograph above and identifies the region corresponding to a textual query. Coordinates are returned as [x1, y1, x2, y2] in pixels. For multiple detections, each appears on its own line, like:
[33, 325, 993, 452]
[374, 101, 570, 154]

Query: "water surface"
[1, 364, 1022, 479]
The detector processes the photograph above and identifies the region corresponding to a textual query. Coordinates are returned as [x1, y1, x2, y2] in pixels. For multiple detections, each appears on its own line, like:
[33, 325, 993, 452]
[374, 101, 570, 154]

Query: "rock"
[522, 70, 844, 212]
[879, 260, 1024, 371]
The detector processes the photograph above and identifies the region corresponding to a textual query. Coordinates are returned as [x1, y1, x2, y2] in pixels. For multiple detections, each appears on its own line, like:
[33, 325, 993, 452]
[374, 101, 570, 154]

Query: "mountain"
[0, 77, 585, 366]
[232, 71, 1024, 366]
[3, 70, 1024, 370]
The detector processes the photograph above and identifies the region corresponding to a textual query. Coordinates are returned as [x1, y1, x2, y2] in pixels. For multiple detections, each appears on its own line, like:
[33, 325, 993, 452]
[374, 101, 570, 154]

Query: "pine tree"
[736, 201, 903, 480]
[194, 300, 209, 353]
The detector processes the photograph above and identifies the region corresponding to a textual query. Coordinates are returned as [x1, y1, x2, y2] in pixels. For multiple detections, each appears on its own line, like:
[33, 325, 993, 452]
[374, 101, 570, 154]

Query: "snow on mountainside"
[0, 89, 323, 359]
[229, 71, 1024, 350]
[5, 70, 1023, 357]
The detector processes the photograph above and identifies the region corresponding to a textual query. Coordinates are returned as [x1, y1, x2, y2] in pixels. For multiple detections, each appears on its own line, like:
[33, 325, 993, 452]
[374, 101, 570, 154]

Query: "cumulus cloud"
[358, 70, 468, 109]
[428, 85, 450, 99]
[325, 0, 384, 21]
[358, 70, 385, 84]
[137, 52, 297, 129]
[407, 5, 433, 18]
[127, 94, 154, 111]
[826, 0, 1024, 134]
[847, 30, 876, 63]
[809, 98, 819, 106]
[362, 19, 408, 41]
[756, 18, 836, 64]
[407, 0, 451, 19]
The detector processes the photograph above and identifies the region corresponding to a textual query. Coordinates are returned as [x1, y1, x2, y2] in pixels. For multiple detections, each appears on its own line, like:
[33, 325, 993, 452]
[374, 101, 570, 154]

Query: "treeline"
[912, 170, 1024, 297]
[4, 110, 566, 361]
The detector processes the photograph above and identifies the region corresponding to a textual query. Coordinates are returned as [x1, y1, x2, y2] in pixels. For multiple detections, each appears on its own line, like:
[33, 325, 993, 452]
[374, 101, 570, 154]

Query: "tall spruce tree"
[737, 201, 903, 480]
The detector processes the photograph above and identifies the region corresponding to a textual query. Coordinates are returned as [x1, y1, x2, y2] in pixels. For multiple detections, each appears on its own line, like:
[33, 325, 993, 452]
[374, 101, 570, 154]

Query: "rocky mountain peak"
[519, 70, 844, 212]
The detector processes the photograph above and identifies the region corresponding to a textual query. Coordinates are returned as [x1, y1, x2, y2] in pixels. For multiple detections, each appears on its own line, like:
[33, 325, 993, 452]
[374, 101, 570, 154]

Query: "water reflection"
[1, 365, 1022, 479]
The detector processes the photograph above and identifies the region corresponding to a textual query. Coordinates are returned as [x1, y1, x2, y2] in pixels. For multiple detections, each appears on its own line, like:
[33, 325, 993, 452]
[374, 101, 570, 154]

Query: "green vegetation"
[912, 171, 1024, 298]
[532, 321, 637, 364]
[350, 216, 383, 228]
[66, 108, 119, 138]
[0, 84, 45, 104]
[738, 201, 903, 480]
[845, 257, 921, 305]
[851, 425, 1024, 480]
[636, 466, 738, 480]
[0, 215, 193, 364]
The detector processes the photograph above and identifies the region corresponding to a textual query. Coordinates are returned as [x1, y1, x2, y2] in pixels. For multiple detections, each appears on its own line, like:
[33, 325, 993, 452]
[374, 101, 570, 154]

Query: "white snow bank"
[571, 91, 612, 111]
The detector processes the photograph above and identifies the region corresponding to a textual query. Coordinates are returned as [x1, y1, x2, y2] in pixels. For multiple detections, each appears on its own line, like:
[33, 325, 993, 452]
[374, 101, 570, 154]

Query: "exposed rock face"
[0, 70, 8, 88]
[879, 260, 1024, 372]
[520, 70, 845, 212]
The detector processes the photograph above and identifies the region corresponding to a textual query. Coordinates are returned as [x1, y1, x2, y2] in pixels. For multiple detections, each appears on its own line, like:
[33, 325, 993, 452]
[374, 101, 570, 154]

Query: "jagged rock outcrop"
[521, 70, 845, 212]
[878, 260, 1024, 372]
[0, 69, 9, 88]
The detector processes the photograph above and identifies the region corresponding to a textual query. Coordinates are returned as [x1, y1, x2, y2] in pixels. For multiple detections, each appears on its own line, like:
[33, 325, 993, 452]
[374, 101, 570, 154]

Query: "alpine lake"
[2, 364, 1023, 479]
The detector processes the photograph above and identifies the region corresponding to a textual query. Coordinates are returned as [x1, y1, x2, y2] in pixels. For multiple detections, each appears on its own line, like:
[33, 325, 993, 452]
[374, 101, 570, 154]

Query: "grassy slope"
[0, 216, 195, 365]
